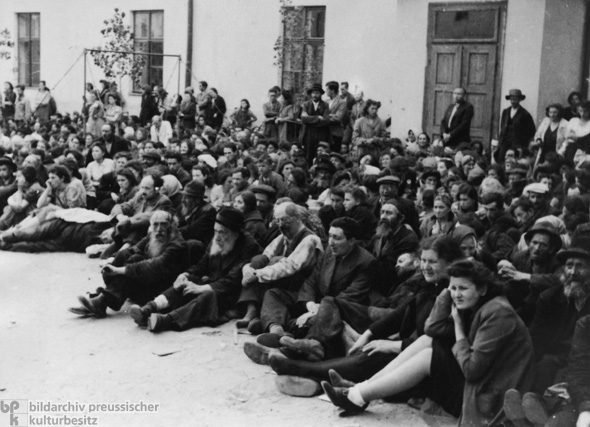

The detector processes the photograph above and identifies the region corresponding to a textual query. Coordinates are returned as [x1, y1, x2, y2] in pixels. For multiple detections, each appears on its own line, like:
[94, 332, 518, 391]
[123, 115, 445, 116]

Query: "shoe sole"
[275, 375, 321, 397]
[129, 305, 148, 327]
[244, 342, 272, 365]
[522, 392, 549, 425]
[503, 389, 526, 421]
[257, 333, 281, 348]
[280, 337, 324, 362]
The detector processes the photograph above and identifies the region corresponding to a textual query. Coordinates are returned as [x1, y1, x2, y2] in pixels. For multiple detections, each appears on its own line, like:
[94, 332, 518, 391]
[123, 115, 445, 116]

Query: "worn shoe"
[329, 369, 355, 388]
[77, 294, 107, 318]
[257, 333, 282, 348]
[321, 381, 368, 414]
[129, 304, 151, 327]
[244, 342, 277, 365]
[275, 375, 322, 397]
[279, 336, 324, 362]
[268, 353, 308, 376]
[522, 392, 549, 425]
[147, 313, 171, 333]
[68, 306, 93, 317]
[247, 318, 263, 335]
[503, 389, 528, 427]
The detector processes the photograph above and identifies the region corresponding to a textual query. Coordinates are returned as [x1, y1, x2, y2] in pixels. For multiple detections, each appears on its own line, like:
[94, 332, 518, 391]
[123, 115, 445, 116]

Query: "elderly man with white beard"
[70, 211, 194, 318]
[129, 207, 261, 332]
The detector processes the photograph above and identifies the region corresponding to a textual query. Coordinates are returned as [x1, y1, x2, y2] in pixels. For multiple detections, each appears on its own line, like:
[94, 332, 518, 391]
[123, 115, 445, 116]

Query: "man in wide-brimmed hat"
[497, 88, 536, 162]
[300, 83, 331, 165]
[498, 221, 562, 324]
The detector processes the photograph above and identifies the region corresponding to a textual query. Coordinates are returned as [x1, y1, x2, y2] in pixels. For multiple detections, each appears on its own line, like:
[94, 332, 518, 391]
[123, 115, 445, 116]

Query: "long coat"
[426, 292, 535, 427]
[187, 232, 261, 311]
[300, 100, 330, 165]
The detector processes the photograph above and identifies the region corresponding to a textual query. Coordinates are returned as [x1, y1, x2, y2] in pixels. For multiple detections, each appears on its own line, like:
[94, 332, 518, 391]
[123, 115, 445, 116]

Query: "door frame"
[422, 1, 507, 143]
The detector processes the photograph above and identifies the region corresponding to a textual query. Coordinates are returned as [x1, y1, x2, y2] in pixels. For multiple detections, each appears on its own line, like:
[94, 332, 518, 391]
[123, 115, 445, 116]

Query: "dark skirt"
[428, 337, 465, 418]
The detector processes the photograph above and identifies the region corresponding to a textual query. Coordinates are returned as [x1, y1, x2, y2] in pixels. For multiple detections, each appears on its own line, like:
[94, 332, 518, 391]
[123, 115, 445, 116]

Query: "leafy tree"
[0, 29, 15, 60]
[90, 8, 145, 86]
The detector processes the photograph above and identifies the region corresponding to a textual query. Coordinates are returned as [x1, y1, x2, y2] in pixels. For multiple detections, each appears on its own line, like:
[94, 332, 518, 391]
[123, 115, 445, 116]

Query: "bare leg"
[369, 334, 432, 381]
[358, 347, 432, 402]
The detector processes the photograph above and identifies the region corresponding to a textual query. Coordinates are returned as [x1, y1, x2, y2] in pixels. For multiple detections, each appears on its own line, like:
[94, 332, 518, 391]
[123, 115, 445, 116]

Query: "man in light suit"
[325, 81, 348, 153]
[496, 88, 536, 162]
[440, 87, 474, 150]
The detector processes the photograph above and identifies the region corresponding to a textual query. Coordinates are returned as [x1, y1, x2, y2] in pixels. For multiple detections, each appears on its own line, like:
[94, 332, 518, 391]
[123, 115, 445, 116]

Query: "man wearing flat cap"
[498, 221, 562, 324]
[250, 184, 276, 228]
[129, 207, 261, 332]
[371, 174, 421, 237]
[301, 83, 331, 165]
[496, 88, 536, 162]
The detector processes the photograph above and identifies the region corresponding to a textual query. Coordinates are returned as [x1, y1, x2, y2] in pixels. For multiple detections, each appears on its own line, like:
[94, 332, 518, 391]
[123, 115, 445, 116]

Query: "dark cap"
[182, 180, 206, 199]
[216, 207, 243, 233]
[251, 184, 277, 198]
[524, 222, 562, 251]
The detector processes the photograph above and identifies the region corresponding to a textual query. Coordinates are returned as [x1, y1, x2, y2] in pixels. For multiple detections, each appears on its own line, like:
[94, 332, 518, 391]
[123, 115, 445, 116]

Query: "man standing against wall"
[440, 87, 474, 150]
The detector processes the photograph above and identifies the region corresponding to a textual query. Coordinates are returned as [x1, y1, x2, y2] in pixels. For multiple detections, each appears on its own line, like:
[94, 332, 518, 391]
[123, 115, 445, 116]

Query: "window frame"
[280, 6, 326, 97]
[132, 10, 164, 93]
[17, 12, 41, 88]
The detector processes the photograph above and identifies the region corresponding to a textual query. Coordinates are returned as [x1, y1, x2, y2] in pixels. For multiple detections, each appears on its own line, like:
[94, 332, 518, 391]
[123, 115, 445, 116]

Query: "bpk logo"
[0, 401, 28, 427]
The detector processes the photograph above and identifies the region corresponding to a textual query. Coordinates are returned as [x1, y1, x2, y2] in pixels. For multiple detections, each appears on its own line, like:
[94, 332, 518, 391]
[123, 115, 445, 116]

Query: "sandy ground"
[0, 251, 431, 427]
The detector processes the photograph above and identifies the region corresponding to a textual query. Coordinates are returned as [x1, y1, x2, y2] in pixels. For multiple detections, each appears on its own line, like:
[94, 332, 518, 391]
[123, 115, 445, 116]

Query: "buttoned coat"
[297, 244, 375, 306]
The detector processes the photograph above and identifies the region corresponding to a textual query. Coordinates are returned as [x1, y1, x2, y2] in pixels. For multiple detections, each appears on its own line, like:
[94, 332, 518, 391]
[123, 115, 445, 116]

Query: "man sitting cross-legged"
[129, 207, 261, 332]
[70, 210, 197, 318]
[235, 201, 324, 341]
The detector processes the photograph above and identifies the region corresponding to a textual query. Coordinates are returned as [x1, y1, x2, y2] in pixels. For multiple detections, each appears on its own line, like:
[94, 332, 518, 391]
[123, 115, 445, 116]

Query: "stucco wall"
[537, 0, 586, 121]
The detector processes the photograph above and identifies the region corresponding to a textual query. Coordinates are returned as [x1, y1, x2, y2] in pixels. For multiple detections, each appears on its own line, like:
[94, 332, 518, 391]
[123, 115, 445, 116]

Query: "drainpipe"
[185, 0, 194, 88]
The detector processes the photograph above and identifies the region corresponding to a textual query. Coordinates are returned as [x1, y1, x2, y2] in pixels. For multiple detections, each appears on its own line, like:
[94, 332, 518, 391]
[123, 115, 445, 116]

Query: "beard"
[563, 276, 590, 301]
[182, 200, 197, 217]
[376, 218, 399, 238]
[209, 235, 238, 257]
[147, 233, 170, 258]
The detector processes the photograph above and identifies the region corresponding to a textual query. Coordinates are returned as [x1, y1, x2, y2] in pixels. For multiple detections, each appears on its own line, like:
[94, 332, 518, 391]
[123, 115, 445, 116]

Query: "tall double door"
[423, 2, 506, 145]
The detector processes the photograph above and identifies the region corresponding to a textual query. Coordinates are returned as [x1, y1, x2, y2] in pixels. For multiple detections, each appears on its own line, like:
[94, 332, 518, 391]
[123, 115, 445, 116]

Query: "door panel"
[462, 44, 497, 143]
[425, 45, 461, 141]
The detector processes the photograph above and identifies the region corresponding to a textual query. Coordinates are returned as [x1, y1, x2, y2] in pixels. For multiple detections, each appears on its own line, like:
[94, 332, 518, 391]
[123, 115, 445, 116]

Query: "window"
[280, 6, 326, 96]
[133, 10, 163, 91]
[17, 13, 40, 87]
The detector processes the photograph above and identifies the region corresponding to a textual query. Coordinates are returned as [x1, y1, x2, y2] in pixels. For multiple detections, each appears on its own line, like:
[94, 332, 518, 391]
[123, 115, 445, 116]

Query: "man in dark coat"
[178, 180, 216, 246]
[85, 124, 130, 165]
[528, 235, 590, 393]
[139, 85, 160, 126]
[496, 89, 536, 161]
[371, 174, 421, 237]
[300, 83, 330, 165]
[367, 199, 420, 301]
[129, 207, 261, 332]
[70, 210, 196, 318]
[248, 218, 375, 355]
[440, 87, 474, 150]
[498, 222, 562, 325]
[208, 88, 227, 130]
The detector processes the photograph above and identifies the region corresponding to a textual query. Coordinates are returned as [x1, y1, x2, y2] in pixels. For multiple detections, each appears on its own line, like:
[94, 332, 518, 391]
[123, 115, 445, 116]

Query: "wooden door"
[461, 44, 497, 143]
[423, 2, 506, 146]
[424, 45, 462, 141]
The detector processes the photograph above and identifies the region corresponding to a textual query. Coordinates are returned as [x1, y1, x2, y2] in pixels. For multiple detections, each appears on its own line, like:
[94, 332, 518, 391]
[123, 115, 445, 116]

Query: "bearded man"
[70, 211, 194, 318]
[368, 199, 420, 301]
[527, 235, 590, 394]
[129, 207, 261, 332]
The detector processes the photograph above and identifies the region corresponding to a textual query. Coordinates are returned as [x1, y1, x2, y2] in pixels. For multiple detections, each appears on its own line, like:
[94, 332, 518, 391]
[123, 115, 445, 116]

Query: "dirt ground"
[1, 251, 432, 427]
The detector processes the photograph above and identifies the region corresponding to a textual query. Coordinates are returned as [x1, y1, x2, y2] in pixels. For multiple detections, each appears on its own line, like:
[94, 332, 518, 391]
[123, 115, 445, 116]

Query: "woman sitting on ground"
[322, 259, 535, 426]
[233, 190, 266, 246]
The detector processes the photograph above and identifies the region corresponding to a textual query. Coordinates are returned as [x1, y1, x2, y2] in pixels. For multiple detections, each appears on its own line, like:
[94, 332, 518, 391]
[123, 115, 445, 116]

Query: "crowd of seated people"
[3, 78, 590, 427]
